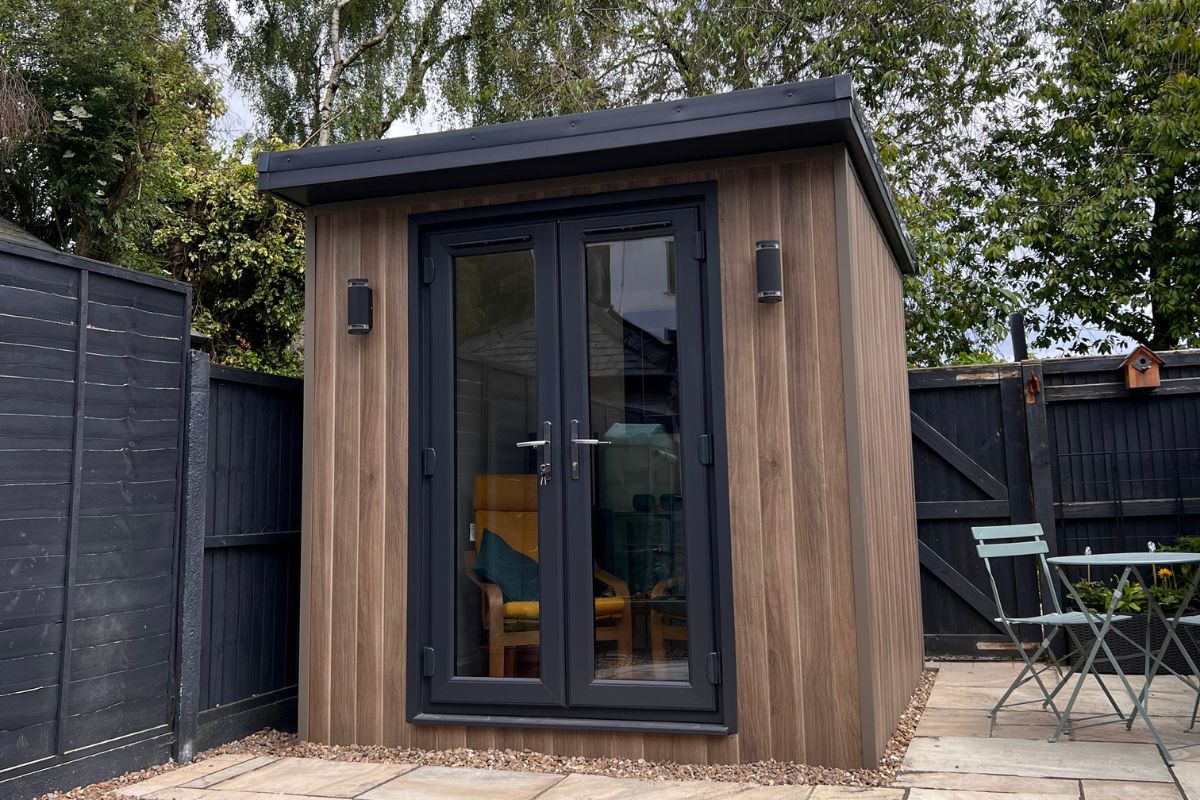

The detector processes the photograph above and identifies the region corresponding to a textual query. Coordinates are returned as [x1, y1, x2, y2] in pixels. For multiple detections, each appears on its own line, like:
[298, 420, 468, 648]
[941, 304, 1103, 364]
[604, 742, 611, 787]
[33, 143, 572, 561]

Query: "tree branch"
[318, 1, 398, 145]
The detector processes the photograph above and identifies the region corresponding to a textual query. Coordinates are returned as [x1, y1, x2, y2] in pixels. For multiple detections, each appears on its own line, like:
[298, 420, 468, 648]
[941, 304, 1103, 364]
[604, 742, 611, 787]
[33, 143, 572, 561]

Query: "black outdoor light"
[347, 278, 373, 334]
[756, 240, 782, 303]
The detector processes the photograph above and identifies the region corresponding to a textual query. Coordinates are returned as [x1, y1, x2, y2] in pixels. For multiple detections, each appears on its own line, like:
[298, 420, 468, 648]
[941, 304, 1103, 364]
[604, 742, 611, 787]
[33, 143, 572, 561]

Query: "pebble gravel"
[38, 668, 935, 799]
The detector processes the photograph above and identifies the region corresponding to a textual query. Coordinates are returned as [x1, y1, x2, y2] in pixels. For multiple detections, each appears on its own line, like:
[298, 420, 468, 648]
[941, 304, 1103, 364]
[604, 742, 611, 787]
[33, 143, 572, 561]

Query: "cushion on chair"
[474, 475, 539, 559]
[503, 596, 627, 620]
[473, 529, 539, 602]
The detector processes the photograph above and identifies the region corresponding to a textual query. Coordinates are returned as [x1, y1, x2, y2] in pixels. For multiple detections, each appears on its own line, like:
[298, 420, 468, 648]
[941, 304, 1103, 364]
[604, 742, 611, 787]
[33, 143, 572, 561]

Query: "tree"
[1, 0, 306, 374]
[0, 0, 217, 260]
[122, 148, 306, 375]
[195, 0, 474, 146]
[436, 0, 1039, 365]
[984, 0, 1200, 354]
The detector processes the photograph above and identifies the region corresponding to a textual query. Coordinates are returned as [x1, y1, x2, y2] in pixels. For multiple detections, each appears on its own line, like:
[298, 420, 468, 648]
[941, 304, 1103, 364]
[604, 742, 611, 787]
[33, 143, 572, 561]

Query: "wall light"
[347, 278, 373, 334]
[756, 241, 782, 303]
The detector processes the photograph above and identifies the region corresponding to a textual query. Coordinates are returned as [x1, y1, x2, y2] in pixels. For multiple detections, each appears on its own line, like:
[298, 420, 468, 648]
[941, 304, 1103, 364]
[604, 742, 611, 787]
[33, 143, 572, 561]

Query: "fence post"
[1022, 361, 1056, 551]
[174, 350, 210, 763]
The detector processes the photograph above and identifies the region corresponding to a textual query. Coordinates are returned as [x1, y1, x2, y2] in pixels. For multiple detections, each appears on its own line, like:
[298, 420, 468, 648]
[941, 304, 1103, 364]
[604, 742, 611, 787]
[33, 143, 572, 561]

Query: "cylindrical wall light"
[756, 240, 782, 303]
[347, 278, 373, 334]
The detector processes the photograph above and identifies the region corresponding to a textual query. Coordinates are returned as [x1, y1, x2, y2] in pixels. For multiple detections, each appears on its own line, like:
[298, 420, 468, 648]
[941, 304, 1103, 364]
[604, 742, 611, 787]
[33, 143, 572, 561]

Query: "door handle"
[517, 421, 552, 484]
[569, 420, 610, 479]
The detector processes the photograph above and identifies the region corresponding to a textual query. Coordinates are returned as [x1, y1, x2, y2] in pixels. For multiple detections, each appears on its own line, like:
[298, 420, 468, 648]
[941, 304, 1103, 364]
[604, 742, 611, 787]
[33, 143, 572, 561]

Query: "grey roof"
[0, 216, 54, 250]
[257, 75, 915, 273]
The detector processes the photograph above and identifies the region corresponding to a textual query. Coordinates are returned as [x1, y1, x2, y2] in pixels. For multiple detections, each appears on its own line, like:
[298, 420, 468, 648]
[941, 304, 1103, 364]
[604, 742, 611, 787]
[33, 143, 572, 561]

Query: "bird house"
[1122, 345, 1164, 390]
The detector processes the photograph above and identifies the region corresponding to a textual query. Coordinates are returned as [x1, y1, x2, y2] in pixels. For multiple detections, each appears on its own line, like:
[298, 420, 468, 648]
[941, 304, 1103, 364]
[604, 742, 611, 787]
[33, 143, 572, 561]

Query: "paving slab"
[360, 765, 564, 800]
[1081, 779, 1182, 799]
[534, 773, 755, 799]
[206, 756, 414, 796]
[906, 791, 1077, 800]
[894, 770, 1079, 794]
[1171, 761, 1200, 799]
[1010, 723, 1200, 747]
[144, 790, 316, 800]
[902, 735, 1172, 782]
[806, 788, 903, 799]
[115, 755, 259, 798]
[914, 708, 992, 738]
[181, 756, 278, 789]
[736, 787, 815, 799]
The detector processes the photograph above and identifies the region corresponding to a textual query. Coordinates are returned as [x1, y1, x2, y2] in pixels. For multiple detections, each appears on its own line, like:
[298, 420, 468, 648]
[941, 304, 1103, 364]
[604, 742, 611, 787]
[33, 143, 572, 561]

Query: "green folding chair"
[973, 523, 1129, 722]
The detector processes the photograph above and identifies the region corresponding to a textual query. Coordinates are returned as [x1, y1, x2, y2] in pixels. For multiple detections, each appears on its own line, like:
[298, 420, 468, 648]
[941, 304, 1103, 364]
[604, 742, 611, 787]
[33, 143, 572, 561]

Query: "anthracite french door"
[418, 199, 720, 722]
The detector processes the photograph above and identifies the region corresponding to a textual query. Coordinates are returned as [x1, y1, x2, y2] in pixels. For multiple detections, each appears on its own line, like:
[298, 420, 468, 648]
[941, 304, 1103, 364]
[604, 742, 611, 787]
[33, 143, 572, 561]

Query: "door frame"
[424, 222, 567, 707]
[406, 183, 739, 734]
[558, 207, 717, 712]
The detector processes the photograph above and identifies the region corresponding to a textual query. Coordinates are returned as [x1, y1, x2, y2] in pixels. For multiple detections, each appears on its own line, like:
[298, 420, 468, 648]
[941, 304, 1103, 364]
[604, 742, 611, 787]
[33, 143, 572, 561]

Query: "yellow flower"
[1158, 568, 1174, 579]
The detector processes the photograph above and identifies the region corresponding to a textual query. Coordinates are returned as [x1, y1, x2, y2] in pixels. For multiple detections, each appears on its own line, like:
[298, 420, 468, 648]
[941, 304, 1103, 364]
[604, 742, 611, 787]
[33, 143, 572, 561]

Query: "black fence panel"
[912, 350, 1200, 656]
[0, 239, 190, 797]
[194, 365, 302, 751]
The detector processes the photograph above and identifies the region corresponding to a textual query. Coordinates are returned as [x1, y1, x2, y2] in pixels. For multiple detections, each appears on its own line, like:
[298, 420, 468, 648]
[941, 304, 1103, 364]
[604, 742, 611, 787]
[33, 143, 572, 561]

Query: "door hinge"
[422, 646, 436, 677]
[422, 447, 437, 476]
[423, 256, 436, 285]
[697, 434, 713, 465]
[692, 231, 706, 261]
[706, 652, 722, 685]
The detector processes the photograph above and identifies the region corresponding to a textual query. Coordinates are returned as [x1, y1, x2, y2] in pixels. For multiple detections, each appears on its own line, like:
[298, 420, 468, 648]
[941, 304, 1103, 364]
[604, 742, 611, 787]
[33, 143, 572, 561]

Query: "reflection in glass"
[454, 249, 540, 678]
[585, 236, 689, 681]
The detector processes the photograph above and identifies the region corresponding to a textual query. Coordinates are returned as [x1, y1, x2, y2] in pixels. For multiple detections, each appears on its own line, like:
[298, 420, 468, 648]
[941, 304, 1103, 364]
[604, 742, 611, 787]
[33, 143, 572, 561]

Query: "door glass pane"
[454, 249, 540, 678]
[584, 236, 689, 682]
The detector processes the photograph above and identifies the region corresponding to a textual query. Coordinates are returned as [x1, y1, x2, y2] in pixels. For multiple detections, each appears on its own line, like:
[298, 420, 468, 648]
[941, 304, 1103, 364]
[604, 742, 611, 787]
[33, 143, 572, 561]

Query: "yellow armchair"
[468, 474, 632, 677]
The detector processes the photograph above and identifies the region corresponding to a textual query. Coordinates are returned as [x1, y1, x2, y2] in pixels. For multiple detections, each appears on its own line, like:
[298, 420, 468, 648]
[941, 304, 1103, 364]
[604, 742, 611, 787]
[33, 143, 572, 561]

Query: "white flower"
[52, 110, 68, 122]
[111, 152, 123, 161]
[69, 104, 92, 119]
[64, 150, 75, 158]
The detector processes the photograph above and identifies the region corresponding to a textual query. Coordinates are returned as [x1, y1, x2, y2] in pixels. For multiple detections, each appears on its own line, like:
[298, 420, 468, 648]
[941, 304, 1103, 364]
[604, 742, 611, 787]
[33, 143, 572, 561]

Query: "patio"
[900, 660, 1200, 798]
[104, 661, 1200, 799]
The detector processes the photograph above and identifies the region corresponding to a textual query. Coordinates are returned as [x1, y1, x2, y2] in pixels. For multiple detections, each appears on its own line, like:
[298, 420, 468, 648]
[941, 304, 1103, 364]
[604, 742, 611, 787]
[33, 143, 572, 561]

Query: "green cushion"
[473, 529, 539, 602]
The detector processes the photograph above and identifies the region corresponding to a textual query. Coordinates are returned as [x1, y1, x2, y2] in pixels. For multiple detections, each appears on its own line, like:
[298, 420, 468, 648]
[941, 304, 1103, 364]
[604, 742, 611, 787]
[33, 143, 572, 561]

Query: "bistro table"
[1047, 551, 1200, 765]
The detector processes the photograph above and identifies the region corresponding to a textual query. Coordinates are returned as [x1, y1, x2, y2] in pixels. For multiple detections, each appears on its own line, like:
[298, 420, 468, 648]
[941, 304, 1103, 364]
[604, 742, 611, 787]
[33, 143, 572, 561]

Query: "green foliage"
[1072, 578, 1115, 612]
[435, 0, 1040, 366]
[0, 0, 217, 260]
[0, 1, 305, 375]
[121, 146, 306, 376]
[193, 0, 477, 145]
[984, 0, 1200, 354]
[1072, 578, 1148, 613]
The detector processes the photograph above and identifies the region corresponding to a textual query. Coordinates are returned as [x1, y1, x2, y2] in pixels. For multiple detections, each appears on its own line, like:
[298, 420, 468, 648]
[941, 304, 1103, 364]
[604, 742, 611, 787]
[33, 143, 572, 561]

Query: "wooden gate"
[910, 363, 1054, 655]
[912, 352, 1200, 656]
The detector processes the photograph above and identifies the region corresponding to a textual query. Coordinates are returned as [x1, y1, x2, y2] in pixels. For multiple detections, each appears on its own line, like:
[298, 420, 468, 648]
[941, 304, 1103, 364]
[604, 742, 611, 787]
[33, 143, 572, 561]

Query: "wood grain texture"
[302, 147, 917, 767]
[834, 149, 924, 766]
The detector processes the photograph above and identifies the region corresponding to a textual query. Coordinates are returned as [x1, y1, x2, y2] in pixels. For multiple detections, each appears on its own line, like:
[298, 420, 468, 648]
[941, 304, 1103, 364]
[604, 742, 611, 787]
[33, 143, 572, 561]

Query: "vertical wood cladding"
[836, 152, 925, 765]
[303, 147, 918, 768]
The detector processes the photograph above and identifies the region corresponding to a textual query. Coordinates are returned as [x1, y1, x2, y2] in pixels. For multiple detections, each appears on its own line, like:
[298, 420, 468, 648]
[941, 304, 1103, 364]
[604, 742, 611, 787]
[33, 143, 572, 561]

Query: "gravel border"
[39, 668, 935, 798]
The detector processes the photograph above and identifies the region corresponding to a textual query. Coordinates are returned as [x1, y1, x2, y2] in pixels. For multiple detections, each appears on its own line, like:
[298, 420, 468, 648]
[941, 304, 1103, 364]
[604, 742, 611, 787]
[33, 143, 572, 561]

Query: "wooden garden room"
[256, 74, 923, 769]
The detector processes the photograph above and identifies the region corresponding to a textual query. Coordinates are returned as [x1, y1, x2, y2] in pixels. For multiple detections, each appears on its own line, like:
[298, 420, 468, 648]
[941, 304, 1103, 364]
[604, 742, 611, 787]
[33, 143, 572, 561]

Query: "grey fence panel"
[194, 365, 302, 750]
[0, 241, 190, 797]
[913, 350, 1200, 656]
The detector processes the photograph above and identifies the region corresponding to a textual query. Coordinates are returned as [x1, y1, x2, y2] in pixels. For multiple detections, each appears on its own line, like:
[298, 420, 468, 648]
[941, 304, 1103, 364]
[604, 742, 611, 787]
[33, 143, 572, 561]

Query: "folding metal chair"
[973, 523, 1129, 722]
[1175, 615, 1200, 731]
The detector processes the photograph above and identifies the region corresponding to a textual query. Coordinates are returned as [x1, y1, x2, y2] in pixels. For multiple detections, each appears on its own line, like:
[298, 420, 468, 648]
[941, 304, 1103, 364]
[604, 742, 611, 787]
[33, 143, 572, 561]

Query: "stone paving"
[113, 660, 1200, 799]
[114, 755, 887, 800]
[899, 660, 1200, 799]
